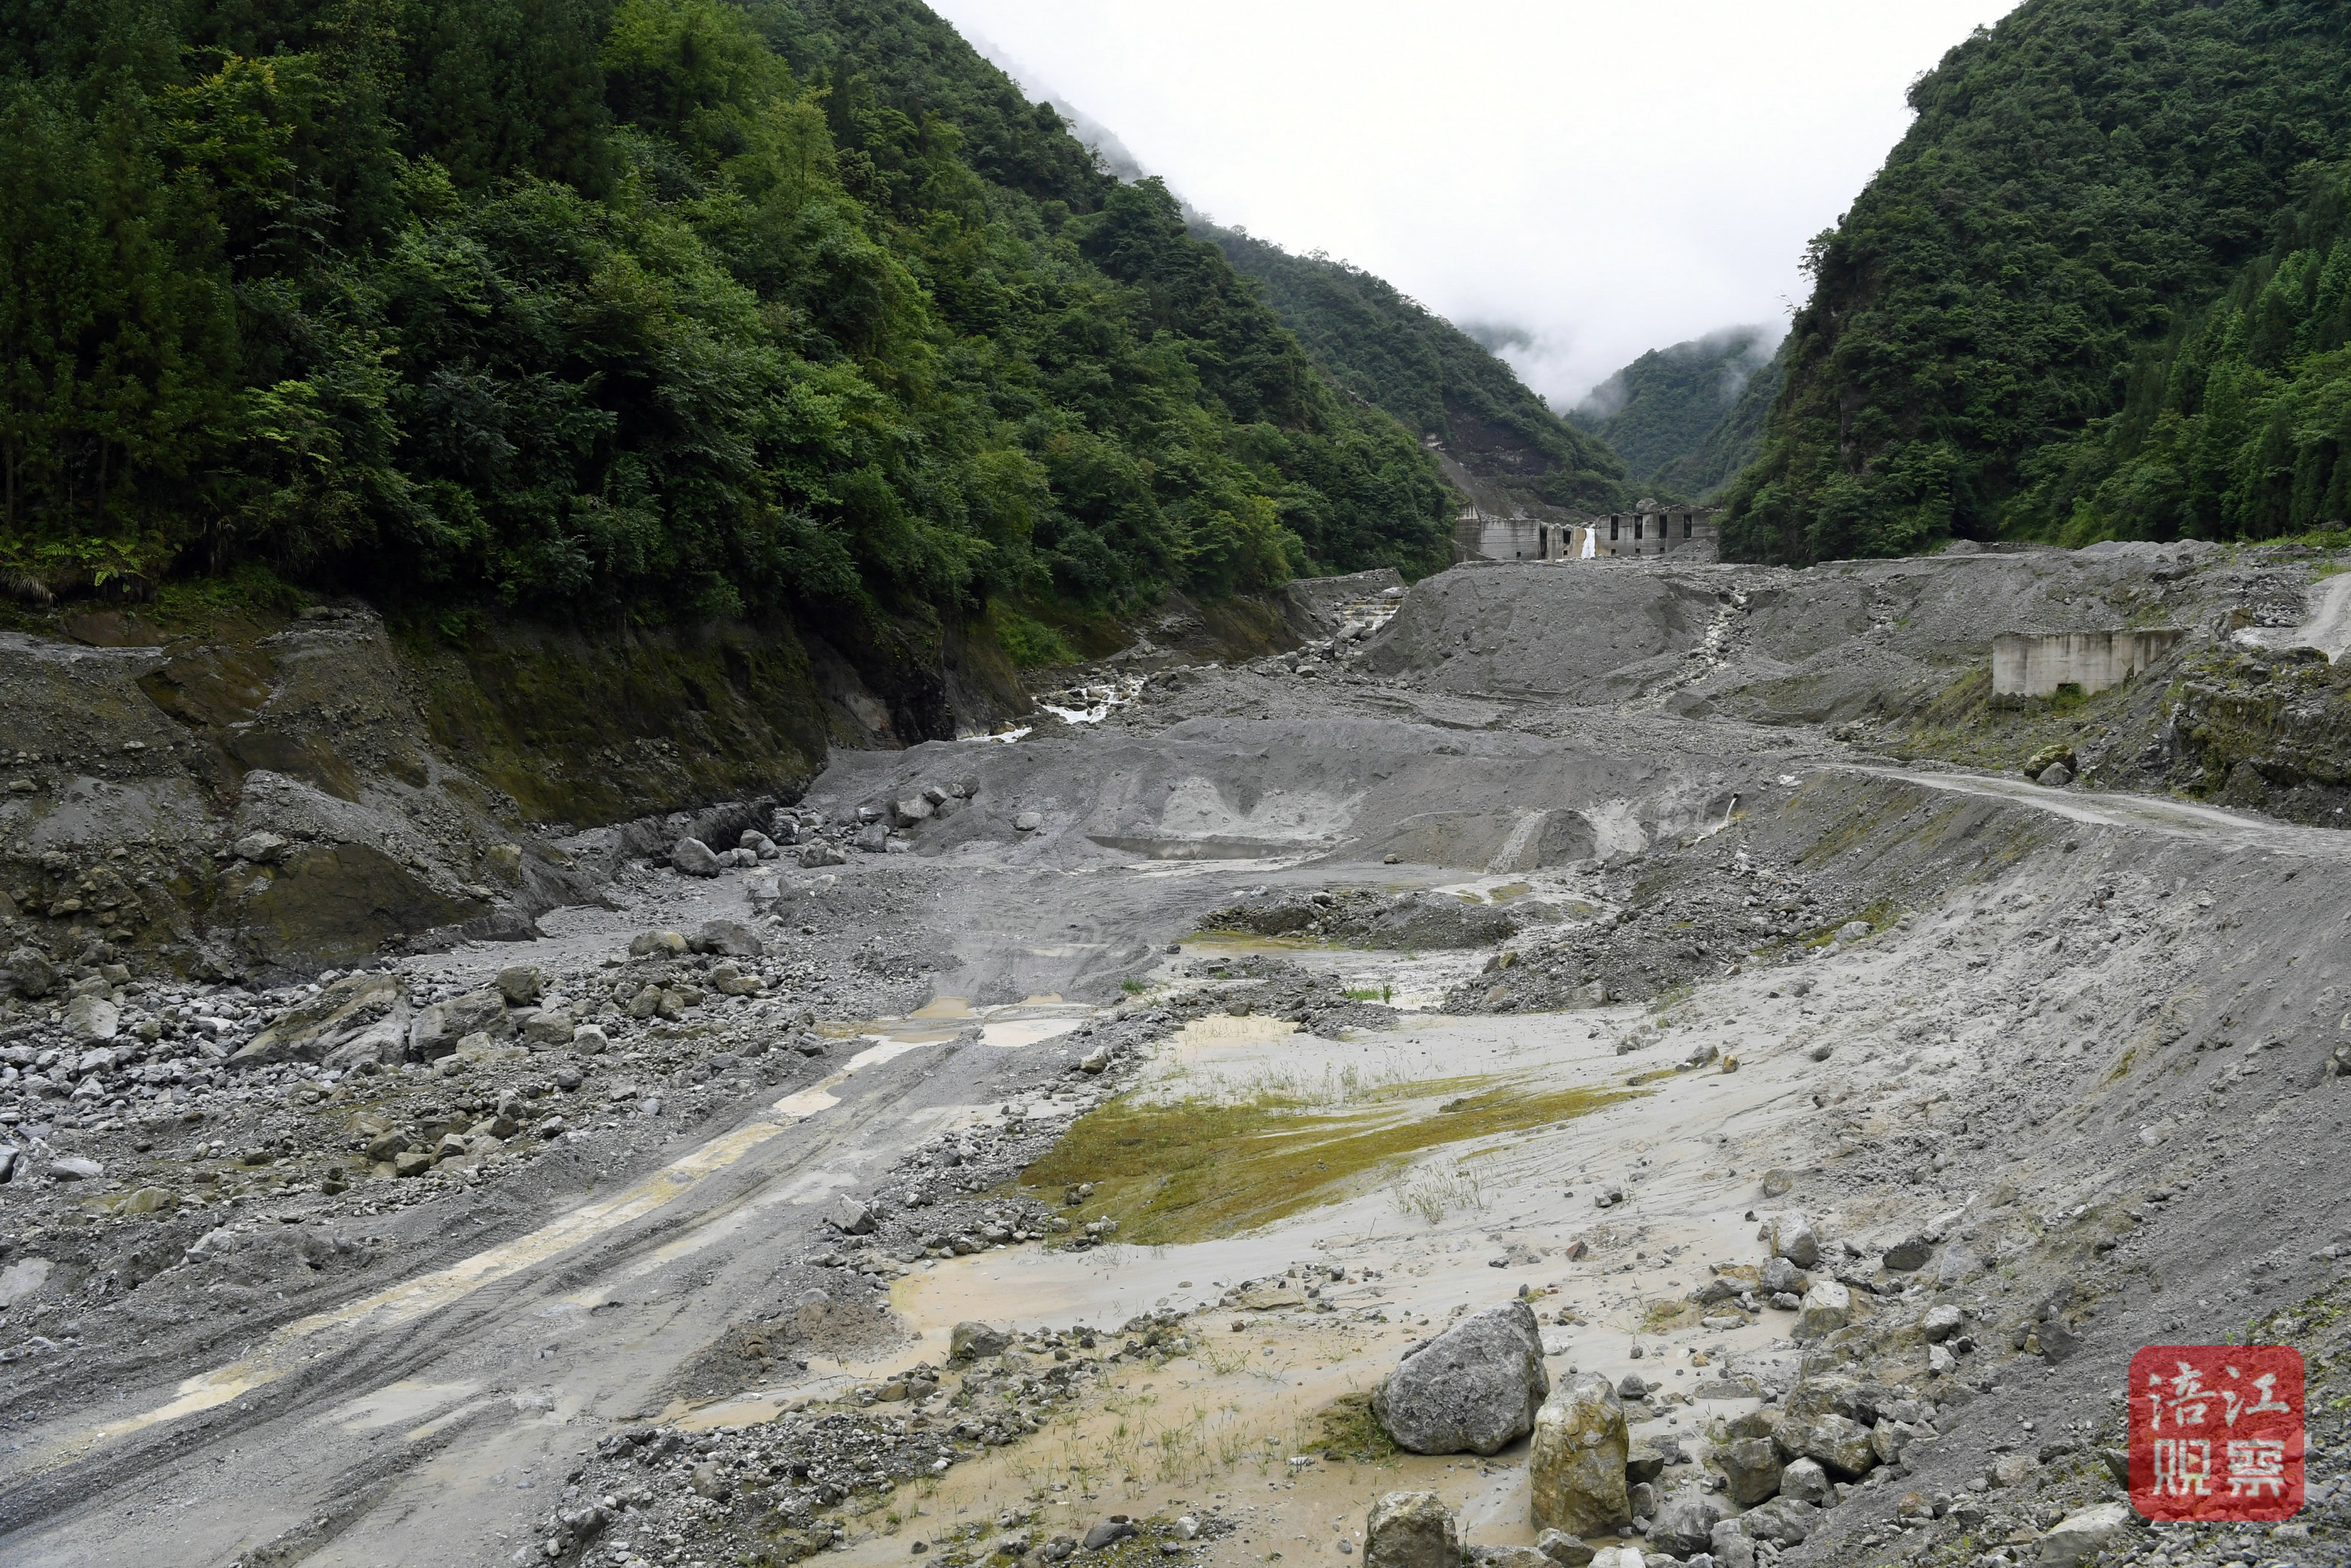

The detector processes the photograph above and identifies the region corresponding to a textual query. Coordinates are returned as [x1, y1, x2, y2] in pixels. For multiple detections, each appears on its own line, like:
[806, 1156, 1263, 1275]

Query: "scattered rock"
[50, 1157, 102, 1182]
[1882, 1234, 1932, 1271]
[1363, 1492, 1459, 1568]
[1760, 1213, 1820, 1268]
[2033, 1502, 2129, 1566]
[1373, 1301, 1549, 1456]
[1014, 812, 1044, 832]
[949, 1322, 1009, 1364]
[829, 1197, 876, 1235]
[1737, 1496, 1819, 1547]
[1715, 1436, 1784, 1507]
[66, 996, 120, 1042]
[1081, 1521, 1136, 1552]
[5, 947, 58, 998]
[1648, 1493, 1727, 1557]
[1533, 1529, 1594, 1567]
[1921, 1304, 1964, 1343]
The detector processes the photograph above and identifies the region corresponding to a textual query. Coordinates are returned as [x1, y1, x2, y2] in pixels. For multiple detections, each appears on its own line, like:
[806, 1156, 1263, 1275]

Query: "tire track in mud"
[0, 1036, 1020, 1558]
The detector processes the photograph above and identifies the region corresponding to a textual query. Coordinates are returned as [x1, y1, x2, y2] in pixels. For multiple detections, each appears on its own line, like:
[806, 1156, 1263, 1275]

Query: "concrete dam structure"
[1991, 627, 2184, 697]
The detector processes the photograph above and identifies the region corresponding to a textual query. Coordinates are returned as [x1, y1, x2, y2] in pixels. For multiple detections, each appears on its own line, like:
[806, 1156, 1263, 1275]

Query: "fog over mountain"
[933, 0, 2020, 404]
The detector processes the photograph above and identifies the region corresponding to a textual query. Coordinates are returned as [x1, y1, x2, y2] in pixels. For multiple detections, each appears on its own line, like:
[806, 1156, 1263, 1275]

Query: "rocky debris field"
[8, 545, 2351, 1568]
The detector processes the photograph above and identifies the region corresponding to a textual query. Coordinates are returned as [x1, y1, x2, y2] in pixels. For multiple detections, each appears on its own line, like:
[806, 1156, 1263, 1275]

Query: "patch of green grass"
[1121, 978, 1150, 996]
[1392, 1163, 1485, 1223]
[992, 607, 1078, 668]
[1343, 984, 1393, 1004]
[1311, 1391, 1400, 1463]
[1021, 1078, 1637, 1245]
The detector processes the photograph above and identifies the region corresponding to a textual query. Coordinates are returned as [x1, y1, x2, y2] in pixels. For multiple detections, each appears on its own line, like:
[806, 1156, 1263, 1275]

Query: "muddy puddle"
[657, 953, 1859, 1563]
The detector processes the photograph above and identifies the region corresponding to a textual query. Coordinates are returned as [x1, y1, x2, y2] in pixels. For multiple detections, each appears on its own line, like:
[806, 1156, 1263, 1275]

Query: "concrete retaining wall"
[1992, 629, 2183, 697]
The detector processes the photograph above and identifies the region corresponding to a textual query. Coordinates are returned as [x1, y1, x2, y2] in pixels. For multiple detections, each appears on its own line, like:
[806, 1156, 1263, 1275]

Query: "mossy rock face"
[412, 619, 837, 828]
[233, 843, 486, 973]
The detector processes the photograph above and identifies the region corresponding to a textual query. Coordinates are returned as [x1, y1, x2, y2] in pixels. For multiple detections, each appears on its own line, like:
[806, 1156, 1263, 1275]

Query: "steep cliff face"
[1722, 0, 2351, 562]
[0, 599, 1029, 981]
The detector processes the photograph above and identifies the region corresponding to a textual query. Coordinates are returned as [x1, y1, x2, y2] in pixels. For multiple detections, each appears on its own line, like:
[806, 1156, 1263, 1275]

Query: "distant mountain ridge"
[1569, 326, 1783, 496]
[1203, 229, 1628, 518]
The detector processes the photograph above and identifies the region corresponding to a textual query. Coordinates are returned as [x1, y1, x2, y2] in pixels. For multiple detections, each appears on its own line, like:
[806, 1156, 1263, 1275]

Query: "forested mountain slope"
[0, 0, 1451, 631]
[1204, 229, 1627, 514]
[1568, 325, 1779, 493]
[1723, 0, 2351, 563]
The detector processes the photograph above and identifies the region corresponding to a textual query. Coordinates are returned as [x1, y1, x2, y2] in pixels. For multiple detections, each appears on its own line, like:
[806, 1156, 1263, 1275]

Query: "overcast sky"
[929, 1, 2022, 409]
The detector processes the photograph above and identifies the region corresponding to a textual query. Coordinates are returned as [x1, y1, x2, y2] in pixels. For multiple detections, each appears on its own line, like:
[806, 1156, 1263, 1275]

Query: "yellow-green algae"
[1020, 1077, 1639, 1245]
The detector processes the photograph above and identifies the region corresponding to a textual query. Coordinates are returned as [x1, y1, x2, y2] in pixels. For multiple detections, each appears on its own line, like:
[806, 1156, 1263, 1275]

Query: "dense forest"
[0, 0, 1453, 630]
[1724, 0, 2351, 564]
[1203, 229, 1626, 512]
[1567, 325, 1779, 494]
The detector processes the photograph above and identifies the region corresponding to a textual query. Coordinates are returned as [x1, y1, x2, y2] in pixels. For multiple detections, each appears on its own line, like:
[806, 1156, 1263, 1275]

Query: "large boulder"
[1873, 1419, 1928, 1467]
[1781, 1375, 1876, 1426]
[1793, 1280, 1852, 1341]
[1715, 1435, 1784, 1506]
[1529, 1373, 1630, 1538]
[1800, 1413, 1877, 1479]
[3, 946, 58, 999]
[495, 964, 543, 1005]
[1778, 1457, 1830, 1504]
[670, 837, 722, 877]
[1648, 1493, 1727, 1557]
[691, 919, 765, 957]
[1739, 1497, 1820, 1547]
[233, 972, 405, 1066]
[1363, 1492, 1459, 1568]
[1374, 1301, 1549, 1456]
[407, 988, 505, 1058]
